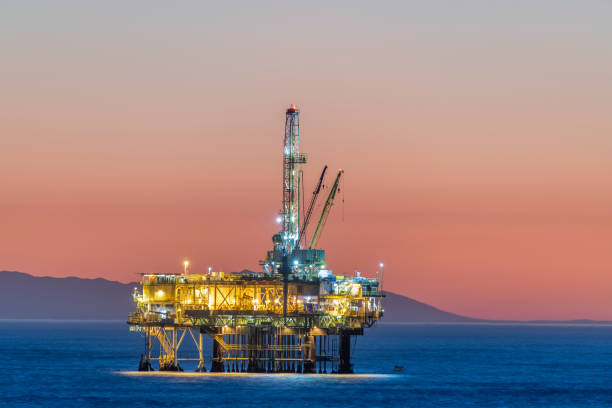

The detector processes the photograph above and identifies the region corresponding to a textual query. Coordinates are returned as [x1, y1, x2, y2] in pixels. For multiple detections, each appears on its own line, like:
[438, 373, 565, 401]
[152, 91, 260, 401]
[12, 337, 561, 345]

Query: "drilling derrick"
[128, 105, 384, 375]
[265, 106, 325, 276]
[280, 104, 306, 254]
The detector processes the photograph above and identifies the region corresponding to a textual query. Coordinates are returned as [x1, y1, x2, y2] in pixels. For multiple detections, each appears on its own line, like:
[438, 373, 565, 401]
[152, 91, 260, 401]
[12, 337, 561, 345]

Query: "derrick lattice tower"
[280, 104, 306, 254]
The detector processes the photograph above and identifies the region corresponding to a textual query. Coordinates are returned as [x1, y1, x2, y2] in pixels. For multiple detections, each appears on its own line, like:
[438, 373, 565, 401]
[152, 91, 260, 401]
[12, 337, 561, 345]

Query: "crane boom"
[298, 165, 328, 248]
[309, 169, 343, 249]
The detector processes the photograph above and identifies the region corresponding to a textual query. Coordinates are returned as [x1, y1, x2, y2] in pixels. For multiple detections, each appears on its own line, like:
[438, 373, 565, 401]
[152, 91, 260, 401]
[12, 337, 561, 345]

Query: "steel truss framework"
[132, 323, 361, 374]
[129, 273, 380, 373]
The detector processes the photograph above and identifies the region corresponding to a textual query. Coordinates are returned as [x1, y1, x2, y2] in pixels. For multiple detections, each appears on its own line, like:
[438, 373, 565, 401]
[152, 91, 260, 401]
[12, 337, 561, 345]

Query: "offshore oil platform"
[128, 105, 383, 374]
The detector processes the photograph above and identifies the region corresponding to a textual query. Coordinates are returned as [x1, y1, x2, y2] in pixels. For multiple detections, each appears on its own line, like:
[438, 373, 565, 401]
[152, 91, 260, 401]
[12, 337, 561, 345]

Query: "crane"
[298, 165, 328, 248]
[309, 169, 343, 249]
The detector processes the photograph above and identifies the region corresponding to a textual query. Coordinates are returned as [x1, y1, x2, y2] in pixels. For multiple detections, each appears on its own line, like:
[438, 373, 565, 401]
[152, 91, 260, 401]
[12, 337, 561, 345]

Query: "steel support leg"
[303, 334, 316, 374]
[210, 335, 225, 372]
[338, 332, 353, 374]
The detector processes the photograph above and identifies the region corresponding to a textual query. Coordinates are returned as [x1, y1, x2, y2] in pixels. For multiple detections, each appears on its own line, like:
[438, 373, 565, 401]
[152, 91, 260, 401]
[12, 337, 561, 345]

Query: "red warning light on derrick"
[287, 104, 298, 113]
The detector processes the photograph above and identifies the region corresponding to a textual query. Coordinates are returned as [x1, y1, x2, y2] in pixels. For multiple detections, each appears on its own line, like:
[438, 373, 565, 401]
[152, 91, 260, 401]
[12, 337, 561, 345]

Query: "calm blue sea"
[1, 322, 612, 407]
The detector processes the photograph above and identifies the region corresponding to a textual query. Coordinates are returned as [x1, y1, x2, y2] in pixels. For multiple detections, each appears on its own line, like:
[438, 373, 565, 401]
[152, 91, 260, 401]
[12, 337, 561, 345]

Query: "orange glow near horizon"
[1, 2, 611, 321]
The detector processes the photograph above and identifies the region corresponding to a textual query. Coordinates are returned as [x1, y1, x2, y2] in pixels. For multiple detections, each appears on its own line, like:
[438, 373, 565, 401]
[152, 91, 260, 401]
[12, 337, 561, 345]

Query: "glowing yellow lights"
[184, 260, 190, 274]
[135, 269, 383, 331]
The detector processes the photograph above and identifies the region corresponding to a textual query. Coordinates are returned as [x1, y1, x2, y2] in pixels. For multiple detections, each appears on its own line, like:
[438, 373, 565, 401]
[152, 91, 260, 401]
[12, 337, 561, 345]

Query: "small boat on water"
[393, 365, 404, 371]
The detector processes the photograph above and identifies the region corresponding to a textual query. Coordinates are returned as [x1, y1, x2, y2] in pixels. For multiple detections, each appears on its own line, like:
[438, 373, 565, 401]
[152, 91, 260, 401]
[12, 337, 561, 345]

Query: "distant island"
[0, 271, 608, 324]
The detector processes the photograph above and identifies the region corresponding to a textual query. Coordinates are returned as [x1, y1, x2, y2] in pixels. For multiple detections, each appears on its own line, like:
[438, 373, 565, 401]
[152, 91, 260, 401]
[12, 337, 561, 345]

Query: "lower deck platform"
[134, 325, 361, 374]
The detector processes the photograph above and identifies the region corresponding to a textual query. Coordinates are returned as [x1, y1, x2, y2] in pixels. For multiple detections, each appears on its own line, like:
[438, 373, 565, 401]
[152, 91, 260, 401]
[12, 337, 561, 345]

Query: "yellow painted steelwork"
[130, 271, 382, 329]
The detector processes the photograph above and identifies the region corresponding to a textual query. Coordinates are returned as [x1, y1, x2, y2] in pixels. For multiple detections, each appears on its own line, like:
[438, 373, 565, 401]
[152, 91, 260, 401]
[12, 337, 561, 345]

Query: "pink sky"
[1, 1, 611, 320]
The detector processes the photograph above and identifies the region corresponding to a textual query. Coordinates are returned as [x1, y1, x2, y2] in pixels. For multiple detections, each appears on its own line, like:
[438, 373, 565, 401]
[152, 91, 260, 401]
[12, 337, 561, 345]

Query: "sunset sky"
[1, 1, 611, 320]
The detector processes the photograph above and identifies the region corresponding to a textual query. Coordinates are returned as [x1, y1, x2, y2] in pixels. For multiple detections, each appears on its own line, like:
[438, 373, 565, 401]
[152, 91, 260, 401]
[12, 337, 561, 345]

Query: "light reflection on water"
[118, 371, 392, 379]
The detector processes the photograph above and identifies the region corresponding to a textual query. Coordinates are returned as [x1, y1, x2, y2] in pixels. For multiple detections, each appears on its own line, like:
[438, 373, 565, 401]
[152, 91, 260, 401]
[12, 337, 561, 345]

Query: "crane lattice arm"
[309, 169, 343, 249]
[298, 165, 328, 248]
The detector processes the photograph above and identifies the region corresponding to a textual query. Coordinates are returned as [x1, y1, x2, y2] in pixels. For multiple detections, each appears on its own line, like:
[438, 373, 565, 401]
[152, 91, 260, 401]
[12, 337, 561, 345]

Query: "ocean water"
[1, 322, 612, 407]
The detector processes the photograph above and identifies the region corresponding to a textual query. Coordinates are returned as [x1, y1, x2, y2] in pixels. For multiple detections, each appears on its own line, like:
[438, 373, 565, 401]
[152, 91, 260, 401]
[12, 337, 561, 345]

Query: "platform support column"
[210, 334, 225, 372]
[338, 331, 353, 374]
[138, 327, 153, 371]
[303, 334, 316, 373]
[247, 329, 256, 372]
[172, 328, 177, 366]
[196, 329, 206, 372]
